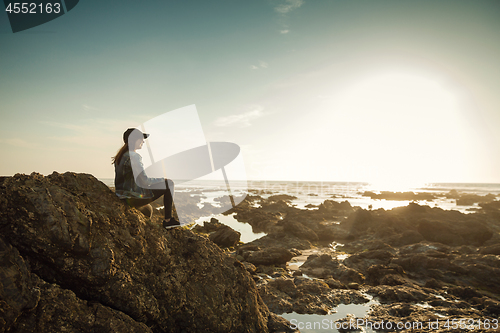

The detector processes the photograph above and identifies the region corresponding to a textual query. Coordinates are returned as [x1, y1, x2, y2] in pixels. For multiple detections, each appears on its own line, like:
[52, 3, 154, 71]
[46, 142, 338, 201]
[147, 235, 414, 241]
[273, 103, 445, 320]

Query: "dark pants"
[123, 179, 175, 220]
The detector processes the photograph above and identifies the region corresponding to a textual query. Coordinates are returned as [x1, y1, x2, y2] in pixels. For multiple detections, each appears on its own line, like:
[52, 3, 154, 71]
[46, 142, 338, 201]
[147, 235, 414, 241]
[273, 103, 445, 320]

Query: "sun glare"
[323, 69, 475, 191]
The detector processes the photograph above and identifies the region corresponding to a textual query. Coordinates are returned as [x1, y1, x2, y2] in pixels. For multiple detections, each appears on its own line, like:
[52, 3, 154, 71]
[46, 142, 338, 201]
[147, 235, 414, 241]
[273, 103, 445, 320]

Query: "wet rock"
[368, 285, 430, 303]
[317, 200, 354, 216]
[237, 244, 261, 253]
[282, 220, 319, 241]
[459, 221, 494, 245]
[261, 200, 293, 214]
[267, 312, 300, 333]
[209, 225, 241, 248]
[387, 303, 414, 317]
[417, 217, 492, 247]
[343, 239, 396, 254]
[417, 219, 462, 245]
[379, 274, 407, 286]
[256, 265, 289, 279]
[267, 194, 297, 202]
[300, 254, 365, 284]
[258, 281, 294, 314]
[191, 217, 225, 233]
[294, 278, 331, 295]
[246, 247, 295, 266]
[273, 278, 298, 295]
[397, 201, 429, 214]
[245, 232, 312, 251]
[344, 250, 395, 274]
[392, 230, 424, 246]
[361, 191, 436, 201]
[399, 242, 450, 255]
[344, 209, 373, 234]
[258, 277, 368, 315]
[342, 203, 495, 247]
[455, 193, 496, 206]
[447, 254, 500, 294]
[365, 264, 405, 286]
[324, 278, 346, 289]
[392, 253, 462, 277]
[232, 207, 282, 234]
[337, 317, 365, 332]
[480, 200, 500, 211]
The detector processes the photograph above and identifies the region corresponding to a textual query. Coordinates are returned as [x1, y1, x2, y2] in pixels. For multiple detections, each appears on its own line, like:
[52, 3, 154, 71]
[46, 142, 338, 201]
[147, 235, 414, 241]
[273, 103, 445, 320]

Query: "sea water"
[280, 294, 379, 333]
[100, 178, 500, 241]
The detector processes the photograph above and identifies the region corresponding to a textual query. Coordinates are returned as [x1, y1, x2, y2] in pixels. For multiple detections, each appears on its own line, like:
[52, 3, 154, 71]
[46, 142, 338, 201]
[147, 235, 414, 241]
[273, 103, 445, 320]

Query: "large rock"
[257, 277, 369, 315]
[246, 247, 295, 266]
[244, 232, 312, 251]
[209, 225, 241, 248]
[0, 172, 288, 333]
[192, 217, 225, 233]
[344, 209, 374, 235]
[417, 218, 492, 246]
[283, 220, 318, 241]
[300, 254, 365, 284]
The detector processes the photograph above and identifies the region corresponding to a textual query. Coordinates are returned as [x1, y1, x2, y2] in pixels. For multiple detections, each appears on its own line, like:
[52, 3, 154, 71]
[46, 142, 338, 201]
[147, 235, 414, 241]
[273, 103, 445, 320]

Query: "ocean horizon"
[99, 177, 500, 223]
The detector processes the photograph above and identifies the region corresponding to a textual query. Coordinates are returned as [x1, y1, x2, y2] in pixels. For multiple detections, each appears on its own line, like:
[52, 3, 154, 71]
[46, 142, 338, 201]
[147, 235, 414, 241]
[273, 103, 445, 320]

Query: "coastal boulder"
[283, 220, 319, 241]
[192, 217, 225, 233]
[246, 247, 295, 266]
[300, 254, 365, 284]
[417, 219, 462, 245]
[209, 225, 241, 248]
[0, 172, 284, 333]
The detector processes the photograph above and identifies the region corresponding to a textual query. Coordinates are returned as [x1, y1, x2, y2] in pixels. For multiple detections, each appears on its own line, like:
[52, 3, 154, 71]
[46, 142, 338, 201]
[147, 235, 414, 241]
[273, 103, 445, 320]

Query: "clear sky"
[1, 0, 499, 187]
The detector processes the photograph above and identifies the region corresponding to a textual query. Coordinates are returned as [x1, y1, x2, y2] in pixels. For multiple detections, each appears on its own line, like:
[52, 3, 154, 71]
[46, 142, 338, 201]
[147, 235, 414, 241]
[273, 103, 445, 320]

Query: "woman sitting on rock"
[112, 128, 181, 229]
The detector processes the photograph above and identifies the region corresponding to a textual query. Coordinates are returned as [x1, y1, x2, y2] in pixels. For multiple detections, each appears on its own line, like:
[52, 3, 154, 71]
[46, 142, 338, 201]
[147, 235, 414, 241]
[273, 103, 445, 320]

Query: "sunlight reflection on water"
[281, 295, 379, 333]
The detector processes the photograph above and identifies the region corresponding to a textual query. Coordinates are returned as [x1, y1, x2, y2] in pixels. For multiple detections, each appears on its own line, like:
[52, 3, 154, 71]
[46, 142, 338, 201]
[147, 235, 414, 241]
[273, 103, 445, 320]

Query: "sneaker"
[163, 218, 181, 229]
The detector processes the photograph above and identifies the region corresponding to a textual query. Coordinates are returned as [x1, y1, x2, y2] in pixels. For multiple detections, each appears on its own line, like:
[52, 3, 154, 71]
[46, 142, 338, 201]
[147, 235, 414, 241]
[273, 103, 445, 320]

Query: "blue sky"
[1, 0, 500, 186]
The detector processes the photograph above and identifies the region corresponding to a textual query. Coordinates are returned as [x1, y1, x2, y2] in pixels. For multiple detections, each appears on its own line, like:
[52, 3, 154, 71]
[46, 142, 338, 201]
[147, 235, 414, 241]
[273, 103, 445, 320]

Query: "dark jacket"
[114, 151, 164, 199]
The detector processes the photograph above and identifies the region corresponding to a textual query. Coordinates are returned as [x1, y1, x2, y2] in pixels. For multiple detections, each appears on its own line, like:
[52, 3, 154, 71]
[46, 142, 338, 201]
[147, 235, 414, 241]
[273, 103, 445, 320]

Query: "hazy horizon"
[2, 1, 500, 189]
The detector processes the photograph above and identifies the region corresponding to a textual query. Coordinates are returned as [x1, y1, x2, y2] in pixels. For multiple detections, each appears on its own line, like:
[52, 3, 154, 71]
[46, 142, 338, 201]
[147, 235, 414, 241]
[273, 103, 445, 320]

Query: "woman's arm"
[129, 151, 165, 189]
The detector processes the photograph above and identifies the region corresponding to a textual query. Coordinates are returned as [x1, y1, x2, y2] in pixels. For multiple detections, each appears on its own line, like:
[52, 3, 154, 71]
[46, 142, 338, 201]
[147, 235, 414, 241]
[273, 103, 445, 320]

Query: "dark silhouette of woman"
[112, 128, 180, 229]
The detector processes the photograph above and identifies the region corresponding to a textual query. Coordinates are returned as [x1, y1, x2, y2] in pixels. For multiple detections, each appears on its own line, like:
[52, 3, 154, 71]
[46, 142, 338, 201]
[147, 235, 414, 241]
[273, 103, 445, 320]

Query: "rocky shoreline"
[2, 172, 500, 332]
[193, 188, 500, 332]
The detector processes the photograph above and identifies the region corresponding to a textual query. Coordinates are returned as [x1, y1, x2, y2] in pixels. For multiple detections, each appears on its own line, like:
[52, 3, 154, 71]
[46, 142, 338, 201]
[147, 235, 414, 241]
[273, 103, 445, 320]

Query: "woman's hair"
[112, 143, 129, 165]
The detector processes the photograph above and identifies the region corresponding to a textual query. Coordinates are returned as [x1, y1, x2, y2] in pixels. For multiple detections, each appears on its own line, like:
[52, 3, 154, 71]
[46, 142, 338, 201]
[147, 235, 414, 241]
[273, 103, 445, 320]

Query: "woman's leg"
[126, 179, 175, 220]
[162, 179, 174, 220]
